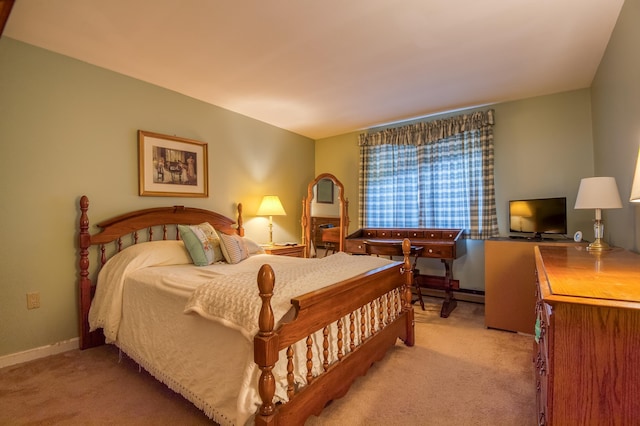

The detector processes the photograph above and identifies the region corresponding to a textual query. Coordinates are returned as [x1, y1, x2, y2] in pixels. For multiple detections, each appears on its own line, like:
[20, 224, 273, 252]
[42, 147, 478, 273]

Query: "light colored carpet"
[0, 297, 536, 425]
[0, 343, 211, 425]
[308, 297, 536, 425]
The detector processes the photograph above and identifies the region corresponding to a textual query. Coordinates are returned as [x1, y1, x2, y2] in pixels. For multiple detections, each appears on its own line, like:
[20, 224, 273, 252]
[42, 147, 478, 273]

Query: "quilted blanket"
[184, 252, 395, 339]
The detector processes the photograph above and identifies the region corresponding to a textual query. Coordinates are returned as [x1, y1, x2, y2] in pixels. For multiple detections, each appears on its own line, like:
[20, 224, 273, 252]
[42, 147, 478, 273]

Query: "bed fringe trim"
[115, 342, 236, 426]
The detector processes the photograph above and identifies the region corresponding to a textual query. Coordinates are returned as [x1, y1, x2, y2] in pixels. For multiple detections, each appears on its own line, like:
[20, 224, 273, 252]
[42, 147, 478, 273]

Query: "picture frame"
[138, 130, 208, 197]
[316, 178, 334, 204]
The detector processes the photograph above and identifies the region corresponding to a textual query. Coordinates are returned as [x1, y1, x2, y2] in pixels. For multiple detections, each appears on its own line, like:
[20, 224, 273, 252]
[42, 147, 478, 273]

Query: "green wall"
[0, 38, 315, 357]
[591, 0, 640, 251]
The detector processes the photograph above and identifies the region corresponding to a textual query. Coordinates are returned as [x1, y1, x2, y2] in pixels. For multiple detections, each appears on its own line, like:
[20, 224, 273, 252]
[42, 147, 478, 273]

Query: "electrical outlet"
[27, 292, 40, 309]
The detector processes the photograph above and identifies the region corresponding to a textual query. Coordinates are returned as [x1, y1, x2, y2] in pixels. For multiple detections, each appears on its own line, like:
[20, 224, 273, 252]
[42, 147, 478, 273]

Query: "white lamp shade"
[631, 149, 640, 202]
[256, 195, 287, 216]
[574, 177, 623, 209]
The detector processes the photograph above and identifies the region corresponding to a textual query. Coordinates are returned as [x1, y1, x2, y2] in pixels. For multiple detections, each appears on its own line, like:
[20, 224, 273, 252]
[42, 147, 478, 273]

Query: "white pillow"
[218, 231, 250, 264]
[243, 236, 265, 254]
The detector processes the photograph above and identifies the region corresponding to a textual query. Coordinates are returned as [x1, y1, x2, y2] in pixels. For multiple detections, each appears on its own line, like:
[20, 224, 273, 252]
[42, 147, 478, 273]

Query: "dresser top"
[536, 245, 640, 304]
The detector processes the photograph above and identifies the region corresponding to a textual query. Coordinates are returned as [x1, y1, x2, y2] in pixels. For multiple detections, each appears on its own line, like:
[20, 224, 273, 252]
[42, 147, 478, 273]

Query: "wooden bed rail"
[77, 195, 244, 350]
[254, 239, 415, 425]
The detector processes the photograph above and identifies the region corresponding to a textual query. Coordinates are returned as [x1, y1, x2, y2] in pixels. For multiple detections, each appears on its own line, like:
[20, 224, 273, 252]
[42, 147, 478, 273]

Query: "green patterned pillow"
[178, 222, 224, 266]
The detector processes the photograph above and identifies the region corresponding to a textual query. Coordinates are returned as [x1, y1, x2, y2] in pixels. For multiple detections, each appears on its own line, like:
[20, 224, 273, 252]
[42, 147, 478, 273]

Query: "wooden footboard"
[254, 239, 415, 425]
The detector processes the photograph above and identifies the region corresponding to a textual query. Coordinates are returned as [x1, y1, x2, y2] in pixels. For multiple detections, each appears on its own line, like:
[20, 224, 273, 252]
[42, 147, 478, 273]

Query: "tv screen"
[509, 197, 567, 238]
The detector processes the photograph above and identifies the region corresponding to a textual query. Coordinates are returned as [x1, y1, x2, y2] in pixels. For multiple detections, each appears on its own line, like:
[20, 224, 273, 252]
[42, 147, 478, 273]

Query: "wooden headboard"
[77, 195, 244, 349]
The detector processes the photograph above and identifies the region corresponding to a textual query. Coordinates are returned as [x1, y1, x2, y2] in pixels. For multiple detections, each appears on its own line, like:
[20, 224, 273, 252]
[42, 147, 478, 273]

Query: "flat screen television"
[509, 197, 567, 239]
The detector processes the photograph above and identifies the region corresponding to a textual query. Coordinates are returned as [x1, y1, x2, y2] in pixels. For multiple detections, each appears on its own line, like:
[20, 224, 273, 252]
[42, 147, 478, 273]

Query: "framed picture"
[138, 130, 208, 197]
[316, 178, 334, 204]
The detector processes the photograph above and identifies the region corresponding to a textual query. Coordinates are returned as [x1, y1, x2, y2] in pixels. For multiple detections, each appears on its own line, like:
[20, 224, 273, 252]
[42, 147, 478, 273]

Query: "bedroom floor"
[0, 297, 536, 425]
[308, 297, 536, 425]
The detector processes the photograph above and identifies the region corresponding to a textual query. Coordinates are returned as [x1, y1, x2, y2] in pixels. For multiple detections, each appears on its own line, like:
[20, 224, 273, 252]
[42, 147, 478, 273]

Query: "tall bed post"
[237, 203, 245, 236]
[255, 264, 277, 426]
[401, 238, 416, 347]
[78, 196, 105, 349]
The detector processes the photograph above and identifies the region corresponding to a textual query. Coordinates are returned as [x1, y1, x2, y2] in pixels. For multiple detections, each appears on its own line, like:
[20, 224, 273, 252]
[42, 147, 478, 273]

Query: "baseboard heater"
[418, 286, 485, 304]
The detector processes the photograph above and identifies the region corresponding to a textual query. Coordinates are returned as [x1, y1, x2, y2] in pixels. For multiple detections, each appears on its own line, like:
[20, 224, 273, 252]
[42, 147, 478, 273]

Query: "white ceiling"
[4, 0, 625, 139]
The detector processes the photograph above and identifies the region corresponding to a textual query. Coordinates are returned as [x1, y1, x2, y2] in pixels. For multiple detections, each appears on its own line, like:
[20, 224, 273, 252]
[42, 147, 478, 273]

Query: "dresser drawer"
[420, 244, 453, 258]
[535, 272, 551, 426]
[535, 347, 549, 426]
[442, 230, 459, 240]
[345, 239, 367, 254]
[376, 229, 394, 238]
[424, 230, 442, 239]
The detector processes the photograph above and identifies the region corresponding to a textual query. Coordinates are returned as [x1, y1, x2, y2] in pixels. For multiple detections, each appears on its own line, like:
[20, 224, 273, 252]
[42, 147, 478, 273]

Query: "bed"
[77, 195, 416, 425]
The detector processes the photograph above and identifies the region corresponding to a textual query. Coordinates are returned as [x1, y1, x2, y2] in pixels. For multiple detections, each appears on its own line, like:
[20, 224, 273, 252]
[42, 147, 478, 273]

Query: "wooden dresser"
[534, 245, 640, 425]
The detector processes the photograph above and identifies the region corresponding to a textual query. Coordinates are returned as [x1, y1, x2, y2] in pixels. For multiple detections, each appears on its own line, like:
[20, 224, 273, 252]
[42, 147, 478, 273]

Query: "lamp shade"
[574, 177, 623, 210]
[256, 195, 287, 216]
[631, 149, 640, 202]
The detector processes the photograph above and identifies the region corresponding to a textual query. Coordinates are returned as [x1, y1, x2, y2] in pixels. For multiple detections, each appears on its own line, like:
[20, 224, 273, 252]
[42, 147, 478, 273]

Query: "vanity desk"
[345, 228, 465, 317]
[534, 245, 640, 425]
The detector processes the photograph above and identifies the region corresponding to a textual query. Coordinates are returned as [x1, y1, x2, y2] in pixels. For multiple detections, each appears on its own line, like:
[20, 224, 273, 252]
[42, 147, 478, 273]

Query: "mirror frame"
[302, 173, 349, 258]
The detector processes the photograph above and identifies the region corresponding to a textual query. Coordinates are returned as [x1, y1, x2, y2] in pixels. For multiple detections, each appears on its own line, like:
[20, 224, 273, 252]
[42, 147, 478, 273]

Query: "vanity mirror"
[302, 173, 349, 258]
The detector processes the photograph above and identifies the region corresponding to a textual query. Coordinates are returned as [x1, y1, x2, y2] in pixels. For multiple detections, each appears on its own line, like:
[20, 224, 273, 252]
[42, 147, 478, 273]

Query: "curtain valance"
[359, 109, 495, 146]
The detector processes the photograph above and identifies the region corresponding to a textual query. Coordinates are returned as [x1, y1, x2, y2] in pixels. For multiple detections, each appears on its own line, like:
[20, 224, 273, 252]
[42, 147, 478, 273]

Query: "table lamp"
[256, 195, 286, 245]
[574, 177, 622, 251]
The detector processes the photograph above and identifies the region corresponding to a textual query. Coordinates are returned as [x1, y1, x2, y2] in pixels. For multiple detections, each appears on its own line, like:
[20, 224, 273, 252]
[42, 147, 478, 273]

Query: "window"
[358, 110, 498, 239]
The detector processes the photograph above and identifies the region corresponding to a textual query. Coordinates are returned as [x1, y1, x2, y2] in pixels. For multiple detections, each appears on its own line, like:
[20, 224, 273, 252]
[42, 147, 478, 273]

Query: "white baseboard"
[0, 337, 79, 369]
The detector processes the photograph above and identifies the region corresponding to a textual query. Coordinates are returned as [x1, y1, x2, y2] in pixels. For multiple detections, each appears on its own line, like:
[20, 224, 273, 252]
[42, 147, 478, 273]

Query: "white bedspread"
[89, 240, 193, 342]
[87, 240, 397, 425]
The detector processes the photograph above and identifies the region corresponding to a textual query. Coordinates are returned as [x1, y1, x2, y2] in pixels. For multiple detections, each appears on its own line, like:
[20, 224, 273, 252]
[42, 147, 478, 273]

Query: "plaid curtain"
[358, 109, 498, 239]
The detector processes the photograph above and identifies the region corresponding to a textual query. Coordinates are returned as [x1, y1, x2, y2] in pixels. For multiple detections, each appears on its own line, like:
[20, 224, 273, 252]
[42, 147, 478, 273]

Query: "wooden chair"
[363, 239, 426, 310]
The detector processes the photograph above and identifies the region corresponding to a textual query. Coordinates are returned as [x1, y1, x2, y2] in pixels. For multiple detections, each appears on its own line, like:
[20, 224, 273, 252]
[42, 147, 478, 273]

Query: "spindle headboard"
[77, 195, 244, 348]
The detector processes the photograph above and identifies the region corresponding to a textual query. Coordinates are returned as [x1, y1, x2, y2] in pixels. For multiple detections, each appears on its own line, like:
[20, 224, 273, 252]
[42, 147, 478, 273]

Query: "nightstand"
[263, 245, 306, 258]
